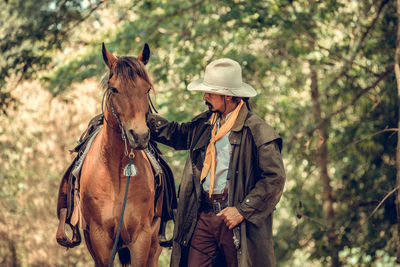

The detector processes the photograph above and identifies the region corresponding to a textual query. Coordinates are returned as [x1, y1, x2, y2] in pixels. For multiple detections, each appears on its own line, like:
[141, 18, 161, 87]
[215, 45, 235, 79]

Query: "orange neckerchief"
[200, 100, 244, 197]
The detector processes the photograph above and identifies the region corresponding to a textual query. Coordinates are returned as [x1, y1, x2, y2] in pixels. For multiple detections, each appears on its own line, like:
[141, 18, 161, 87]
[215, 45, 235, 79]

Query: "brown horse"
[79, 43, 162, 266]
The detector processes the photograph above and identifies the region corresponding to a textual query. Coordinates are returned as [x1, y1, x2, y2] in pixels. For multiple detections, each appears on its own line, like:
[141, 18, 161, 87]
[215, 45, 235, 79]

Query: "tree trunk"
[310, 66, 340, 267]
[394, 0, 400, 263]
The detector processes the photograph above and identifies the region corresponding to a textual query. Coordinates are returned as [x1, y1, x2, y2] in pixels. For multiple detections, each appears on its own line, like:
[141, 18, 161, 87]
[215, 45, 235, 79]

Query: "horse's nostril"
[128, 129, 149, 149]
[129, 129, 139, 142]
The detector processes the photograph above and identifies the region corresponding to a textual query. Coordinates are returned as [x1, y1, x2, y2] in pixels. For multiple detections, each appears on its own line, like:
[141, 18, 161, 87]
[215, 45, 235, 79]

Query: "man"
[147, 58, 285, 267]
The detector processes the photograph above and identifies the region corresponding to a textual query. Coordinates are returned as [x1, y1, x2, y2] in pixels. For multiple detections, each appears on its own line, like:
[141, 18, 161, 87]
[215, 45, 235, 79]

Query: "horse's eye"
[110, 87, 119, 94]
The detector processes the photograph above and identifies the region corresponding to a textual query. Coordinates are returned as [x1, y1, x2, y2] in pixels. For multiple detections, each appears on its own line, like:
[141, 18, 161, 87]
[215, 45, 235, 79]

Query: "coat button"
[157, 121, 162, 125]
[183, 240, 187, 245]
[246, 199, 250, 203]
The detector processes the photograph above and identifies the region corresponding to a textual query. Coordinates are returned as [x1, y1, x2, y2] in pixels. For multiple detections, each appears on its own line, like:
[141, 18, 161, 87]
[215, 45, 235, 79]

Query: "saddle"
[56, 114, 177, 247]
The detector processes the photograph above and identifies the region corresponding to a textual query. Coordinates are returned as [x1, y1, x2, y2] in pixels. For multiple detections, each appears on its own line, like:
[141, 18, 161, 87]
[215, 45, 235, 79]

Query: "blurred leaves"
[0, 0, 398, 266]
[0, 0, 104, 111]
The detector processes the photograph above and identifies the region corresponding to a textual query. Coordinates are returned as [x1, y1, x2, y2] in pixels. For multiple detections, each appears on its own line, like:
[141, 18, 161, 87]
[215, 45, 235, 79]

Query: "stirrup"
[56, 224, 81, 248]
[158, 220, 172, 248]
[158, 235, 173, 248]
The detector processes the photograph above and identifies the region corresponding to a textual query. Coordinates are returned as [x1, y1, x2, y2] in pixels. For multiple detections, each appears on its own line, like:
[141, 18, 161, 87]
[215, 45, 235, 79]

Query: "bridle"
[101, 89, 130, 156]
[101, 86, 157, 156]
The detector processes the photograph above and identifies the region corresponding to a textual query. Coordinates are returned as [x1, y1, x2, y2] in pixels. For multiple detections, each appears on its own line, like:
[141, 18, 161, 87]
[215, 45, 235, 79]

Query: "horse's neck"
[101, 113, 126, 159]
[99, 113, 147, 172]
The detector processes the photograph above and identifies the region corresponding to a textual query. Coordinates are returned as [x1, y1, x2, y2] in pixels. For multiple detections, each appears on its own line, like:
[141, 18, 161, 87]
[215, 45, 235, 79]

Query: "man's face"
[203, 92, 226, 113]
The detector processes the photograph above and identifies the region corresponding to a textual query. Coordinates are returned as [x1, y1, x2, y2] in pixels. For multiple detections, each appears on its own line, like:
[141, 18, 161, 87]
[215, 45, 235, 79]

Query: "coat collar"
[231, 104, 249, 132]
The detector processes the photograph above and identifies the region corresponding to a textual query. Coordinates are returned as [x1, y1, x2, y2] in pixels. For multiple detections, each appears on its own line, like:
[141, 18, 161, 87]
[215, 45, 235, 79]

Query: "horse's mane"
[100, 56, 154, 92]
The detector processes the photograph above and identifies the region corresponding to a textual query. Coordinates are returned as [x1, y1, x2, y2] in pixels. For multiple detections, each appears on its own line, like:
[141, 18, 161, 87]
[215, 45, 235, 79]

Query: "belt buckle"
[212, 201, 221, 214]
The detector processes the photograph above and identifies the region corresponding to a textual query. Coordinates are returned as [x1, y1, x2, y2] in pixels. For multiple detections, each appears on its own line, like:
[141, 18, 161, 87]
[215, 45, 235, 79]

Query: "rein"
[108, 151, 136, 267]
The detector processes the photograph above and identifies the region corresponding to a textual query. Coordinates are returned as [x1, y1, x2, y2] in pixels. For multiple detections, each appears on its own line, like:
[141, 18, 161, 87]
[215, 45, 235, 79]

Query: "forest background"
[0, 0, 399, 266]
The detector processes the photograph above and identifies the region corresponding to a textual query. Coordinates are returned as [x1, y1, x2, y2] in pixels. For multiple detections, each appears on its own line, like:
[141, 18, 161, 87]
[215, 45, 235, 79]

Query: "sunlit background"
[0, 0, 398, 266]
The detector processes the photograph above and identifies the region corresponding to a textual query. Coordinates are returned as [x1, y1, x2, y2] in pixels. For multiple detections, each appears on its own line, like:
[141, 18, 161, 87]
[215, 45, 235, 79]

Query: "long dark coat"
[147, 105, 286, 267]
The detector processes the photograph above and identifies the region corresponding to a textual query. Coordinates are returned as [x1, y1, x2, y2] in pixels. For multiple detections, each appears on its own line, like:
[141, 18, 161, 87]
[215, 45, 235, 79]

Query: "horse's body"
[81, 123, 161, 266]
[78, 44, 161, 266]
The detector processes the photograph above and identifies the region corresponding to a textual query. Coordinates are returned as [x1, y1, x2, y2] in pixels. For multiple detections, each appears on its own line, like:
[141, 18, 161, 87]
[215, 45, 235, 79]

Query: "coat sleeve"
[237, 140, 285, 226]
[147, 114, 193, 150]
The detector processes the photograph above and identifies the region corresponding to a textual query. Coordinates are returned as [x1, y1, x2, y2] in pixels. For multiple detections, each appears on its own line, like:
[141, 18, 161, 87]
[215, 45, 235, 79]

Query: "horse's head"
[102, 43, 152, 150]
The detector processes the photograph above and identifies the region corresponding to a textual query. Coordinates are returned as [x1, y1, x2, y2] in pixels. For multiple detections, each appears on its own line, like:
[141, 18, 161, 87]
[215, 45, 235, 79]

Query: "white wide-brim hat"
[187, 58, 257, 98]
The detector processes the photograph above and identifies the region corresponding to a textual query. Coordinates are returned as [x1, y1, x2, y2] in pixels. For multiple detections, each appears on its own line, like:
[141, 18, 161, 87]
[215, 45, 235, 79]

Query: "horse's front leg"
[128, 224, 154, 267]
[147, 217, 162, 267]
[86, 223, 114, 267]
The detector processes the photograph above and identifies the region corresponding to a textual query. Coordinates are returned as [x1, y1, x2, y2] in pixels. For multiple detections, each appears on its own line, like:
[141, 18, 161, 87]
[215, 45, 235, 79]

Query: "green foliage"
[0, 0, 103, 111]
[1, 0, 399, 266]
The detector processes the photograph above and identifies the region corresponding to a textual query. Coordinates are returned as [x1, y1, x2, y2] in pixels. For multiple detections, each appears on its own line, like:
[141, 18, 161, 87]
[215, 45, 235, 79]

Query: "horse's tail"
[118, 247, 131, 267]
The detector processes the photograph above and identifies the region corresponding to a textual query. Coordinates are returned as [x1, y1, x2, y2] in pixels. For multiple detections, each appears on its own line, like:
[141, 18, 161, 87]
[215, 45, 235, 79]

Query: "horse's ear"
[102, 43, 117, 69]
[138, 43, 150, 65]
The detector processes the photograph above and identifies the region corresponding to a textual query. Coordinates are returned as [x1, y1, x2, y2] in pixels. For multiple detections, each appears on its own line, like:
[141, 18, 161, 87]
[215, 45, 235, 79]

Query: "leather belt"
[201, 200, 228, 214]
[200, 188, 228, 214]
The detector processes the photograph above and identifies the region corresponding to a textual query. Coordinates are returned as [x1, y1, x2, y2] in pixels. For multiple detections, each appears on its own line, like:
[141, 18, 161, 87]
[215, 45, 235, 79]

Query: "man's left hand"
[217, 207, 244, 230]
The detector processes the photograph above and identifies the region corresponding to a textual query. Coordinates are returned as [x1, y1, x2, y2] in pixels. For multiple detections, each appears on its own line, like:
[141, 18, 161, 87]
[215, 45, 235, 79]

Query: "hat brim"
[187, 78, 257, 98]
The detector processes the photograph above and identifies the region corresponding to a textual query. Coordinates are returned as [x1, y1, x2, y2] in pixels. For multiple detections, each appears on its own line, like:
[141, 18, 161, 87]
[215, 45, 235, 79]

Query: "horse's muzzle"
[127, 128, 150, 150]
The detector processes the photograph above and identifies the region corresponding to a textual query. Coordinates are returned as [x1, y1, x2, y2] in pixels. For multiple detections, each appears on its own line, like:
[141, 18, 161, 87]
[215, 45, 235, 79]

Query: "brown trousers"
[187, 211, 238, 267]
